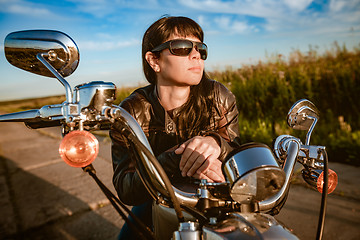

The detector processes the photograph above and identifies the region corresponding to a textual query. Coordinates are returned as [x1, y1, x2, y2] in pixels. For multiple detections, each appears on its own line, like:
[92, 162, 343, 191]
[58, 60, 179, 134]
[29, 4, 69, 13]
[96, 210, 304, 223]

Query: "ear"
[145, 51, 160, 72]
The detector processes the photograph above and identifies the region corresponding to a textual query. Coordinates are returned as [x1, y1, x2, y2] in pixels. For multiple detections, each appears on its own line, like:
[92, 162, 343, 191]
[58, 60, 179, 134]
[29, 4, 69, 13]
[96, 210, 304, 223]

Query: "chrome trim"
[203, 212, 299, 239]
[4, 30, 79, 78]
[259, 139, 300, 211]
[305, 116, 317, 145]
[74, 81, 116, 112]
[287, 99, 319, 131]
[287, 99, 319, 145]
[37, 52, 73, 103]
[0, 110, 40, 122]
[5, 30, 80, 104]
[223, 145, 285, 204]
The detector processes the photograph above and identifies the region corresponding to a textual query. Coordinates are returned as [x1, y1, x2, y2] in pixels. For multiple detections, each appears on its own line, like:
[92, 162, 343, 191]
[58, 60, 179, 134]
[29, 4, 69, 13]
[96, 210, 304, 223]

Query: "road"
[0, 120, 359, 239]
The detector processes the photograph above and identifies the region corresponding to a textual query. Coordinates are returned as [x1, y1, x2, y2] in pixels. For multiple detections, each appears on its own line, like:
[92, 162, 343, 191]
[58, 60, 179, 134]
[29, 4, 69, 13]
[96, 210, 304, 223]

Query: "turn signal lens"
[317, 169, 338, 194]
[59, 130, 99, 168]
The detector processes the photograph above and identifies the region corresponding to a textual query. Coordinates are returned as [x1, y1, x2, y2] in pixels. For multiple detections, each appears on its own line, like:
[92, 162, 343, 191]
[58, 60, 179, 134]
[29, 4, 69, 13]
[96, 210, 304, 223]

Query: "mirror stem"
[305, 117, 317, 145]
[37, 53, 73, 103]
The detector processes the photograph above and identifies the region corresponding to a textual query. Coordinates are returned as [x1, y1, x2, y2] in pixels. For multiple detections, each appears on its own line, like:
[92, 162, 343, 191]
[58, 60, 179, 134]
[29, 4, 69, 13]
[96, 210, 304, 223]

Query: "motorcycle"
[0, 30, 338, 240]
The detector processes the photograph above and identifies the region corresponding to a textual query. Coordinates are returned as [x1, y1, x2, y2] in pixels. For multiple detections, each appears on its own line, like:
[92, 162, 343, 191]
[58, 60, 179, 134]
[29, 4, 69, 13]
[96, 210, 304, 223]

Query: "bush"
[209, 42, 360, 166]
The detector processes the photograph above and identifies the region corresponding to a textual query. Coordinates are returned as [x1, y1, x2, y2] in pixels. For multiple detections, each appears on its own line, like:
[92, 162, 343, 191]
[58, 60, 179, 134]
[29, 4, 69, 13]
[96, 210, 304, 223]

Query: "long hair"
[142, 16, 214, 140]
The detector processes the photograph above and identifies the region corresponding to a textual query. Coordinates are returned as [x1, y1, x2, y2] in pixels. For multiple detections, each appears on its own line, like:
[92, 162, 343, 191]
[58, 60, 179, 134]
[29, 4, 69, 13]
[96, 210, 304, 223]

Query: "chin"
[187, 78, 202, 86]
[188, 74, 203, 86]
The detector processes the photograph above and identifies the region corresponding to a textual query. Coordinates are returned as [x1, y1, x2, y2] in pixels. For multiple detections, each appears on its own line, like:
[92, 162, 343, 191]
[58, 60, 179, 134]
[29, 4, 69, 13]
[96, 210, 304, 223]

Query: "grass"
[0, 95, 66, 113]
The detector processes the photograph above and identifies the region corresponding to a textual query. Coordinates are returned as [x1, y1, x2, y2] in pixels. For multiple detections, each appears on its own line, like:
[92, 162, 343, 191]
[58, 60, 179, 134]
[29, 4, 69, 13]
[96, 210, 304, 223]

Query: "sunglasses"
[151, 39, 208, 60]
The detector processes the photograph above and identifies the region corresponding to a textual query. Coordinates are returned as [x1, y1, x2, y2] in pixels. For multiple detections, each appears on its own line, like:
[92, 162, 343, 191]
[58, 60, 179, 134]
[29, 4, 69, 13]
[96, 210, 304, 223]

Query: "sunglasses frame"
[151, 39, 208, 60]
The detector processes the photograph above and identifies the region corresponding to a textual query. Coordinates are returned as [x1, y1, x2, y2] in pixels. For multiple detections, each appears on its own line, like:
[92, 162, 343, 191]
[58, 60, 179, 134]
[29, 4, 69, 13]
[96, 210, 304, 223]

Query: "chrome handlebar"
[260, 138, 300, 211]
[0, 81, 116, 129]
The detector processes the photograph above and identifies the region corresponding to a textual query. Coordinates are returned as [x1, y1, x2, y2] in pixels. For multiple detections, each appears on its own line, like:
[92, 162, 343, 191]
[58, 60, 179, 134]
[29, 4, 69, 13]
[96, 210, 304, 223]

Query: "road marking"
[23, 158, 64, 171]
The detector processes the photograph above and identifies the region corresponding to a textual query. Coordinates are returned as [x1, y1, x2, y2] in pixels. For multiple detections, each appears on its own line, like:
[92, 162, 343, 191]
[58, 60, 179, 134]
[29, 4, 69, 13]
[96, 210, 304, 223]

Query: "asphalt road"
[0, 120, 359, 239]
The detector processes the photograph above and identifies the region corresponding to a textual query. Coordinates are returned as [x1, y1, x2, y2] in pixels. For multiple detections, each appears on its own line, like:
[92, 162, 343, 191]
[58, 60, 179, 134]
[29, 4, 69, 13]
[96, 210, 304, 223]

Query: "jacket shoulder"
[211, 80, 236, 108]
[119, 85, 153, 119]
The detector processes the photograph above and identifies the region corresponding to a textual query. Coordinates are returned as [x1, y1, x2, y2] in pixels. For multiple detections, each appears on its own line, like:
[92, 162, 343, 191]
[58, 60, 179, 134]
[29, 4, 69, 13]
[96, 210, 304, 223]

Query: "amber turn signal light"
[317, 169, 338, 194]
[59, 130, 99, 168]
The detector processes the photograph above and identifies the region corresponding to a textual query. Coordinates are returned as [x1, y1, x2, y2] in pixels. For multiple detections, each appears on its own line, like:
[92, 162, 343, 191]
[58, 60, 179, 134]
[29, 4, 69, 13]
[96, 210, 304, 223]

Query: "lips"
[188, 66, 202, 72]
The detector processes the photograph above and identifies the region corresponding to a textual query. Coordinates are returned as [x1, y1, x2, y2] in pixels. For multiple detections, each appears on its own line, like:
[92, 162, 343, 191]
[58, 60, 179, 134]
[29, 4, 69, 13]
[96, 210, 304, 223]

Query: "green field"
[1, 42, 359, 166]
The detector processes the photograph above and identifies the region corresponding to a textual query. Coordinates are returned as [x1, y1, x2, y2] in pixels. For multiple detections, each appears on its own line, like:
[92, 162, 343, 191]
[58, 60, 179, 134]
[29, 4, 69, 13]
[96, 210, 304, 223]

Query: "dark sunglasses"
[151, 39, 208, 60]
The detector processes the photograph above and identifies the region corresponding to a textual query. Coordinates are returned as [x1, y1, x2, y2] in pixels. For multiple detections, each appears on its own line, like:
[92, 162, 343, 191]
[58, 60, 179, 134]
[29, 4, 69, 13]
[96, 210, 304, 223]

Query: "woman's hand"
[192, 158, 225, 182]
[175, 136, 224, 182]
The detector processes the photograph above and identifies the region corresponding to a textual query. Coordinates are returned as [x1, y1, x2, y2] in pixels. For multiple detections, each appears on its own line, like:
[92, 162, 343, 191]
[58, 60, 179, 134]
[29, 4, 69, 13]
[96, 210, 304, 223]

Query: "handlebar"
[259, 138, 300, 211]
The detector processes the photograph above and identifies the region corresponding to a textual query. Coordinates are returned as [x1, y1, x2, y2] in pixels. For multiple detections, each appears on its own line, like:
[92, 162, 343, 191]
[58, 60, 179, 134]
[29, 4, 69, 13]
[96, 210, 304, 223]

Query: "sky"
[0, 0, 359, 101]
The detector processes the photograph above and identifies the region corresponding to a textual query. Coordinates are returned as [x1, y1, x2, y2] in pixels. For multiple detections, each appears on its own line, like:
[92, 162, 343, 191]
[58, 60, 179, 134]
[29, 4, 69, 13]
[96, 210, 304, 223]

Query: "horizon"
[0, 0, 359, 101]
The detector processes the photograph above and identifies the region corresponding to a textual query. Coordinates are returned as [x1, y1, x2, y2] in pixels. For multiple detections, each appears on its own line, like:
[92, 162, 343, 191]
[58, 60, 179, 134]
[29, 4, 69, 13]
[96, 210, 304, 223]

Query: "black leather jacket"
[110, 80, 241, 205]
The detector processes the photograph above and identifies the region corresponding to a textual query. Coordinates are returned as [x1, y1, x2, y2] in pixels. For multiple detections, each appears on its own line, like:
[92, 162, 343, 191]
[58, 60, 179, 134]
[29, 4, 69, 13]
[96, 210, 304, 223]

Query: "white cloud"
[0, 0, 53, 17]
[214, 16, 231, 29]
[329, 0, 347, 12]
[178, 0, 360, 39]
[330, 0, 360, 13]
[79, 39, 139, 50]
[66, 0, 160, 17]
[8, 4, 51, 16]
[232, 21, 249, 33]
[214, 16, 251, 34]
[177, 0, 286, 18]
[283, 0, 313, 12]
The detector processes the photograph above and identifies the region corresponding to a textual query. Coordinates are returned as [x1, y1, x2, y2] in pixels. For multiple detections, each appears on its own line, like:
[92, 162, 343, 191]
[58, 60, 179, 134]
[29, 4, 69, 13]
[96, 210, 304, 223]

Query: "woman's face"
[155, 35, 205, 87]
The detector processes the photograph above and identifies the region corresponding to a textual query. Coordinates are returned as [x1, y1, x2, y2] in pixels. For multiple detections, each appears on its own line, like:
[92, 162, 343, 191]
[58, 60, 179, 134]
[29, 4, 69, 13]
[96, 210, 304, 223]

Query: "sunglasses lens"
[168, 40, 208, 60]
[170, 40, 193, 56]
[196, 43, 208, 60]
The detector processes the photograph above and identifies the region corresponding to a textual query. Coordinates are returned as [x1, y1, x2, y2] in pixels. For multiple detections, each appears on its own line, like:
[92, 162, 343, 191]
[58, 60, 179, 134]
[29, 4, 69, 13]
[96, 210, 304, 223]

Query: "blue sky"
[0, 0, 359, 101]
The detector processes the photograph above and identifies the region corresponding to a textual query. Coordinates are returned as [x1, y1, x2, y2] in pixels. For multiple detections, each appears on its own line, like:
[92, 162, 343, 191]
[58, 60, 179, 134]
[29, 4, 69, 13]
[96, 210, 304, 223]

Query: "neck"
[156, 85, 190, 111]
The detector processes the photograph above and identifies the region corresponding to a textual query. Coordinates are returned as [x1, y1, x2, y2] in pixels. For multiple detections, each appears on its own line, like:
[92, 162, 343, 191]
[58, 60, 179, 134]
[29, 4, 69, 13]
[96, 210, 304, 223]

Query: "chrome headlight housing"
[222, 143, 285, 204]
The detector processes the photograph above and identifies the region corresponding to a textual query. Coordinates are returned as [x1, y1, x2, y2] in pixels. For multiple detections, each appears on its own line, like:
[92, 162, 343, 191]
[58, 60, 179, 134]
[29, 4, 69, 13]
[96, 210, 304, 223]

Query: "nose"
[189, 45, 201, 59]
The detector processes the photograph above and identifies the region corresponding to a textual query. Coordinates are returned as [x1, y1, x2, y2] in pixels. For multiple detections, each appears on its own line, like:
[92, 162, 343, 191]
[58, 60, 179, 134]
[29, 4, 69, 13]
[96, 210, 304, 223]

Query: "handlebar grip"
[25, 120, 61, 129]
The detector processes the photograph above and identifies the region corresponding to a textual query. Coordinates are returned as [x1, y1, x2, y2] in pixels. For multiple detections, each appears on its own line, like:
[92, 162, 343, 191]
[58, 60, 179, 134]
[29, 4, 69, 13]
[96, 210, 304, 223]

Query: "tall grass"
[208, 42, 360, 166]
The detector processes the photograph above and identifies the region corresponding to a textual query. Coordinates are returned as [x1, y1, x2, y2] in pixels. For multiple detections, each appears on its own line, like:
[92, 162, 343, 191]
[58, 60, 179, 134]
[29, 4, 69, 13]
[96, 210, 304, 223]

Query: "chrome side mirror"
[4, 30, 79, 78]
[4, 30, 80, 103]
[287, 99, 319, 145]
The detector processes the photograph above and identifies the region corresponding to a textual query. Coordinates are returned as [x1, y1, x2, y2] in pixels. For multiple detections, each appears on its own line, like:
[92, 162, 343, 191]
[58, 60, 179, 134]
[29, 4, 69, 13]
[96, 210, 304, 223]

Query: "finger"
[181, 141, 211, 172]
[179, 143, 198, 171]
[181, 150, 203, 177]
[186, 154, 207, 177]
[174, 143, 186, 155]
[196, 157, 215, 175]
[196, 159, 211, 174]
[198, 159, 224, 182]
[206, 169, 225, 182]
[210, 160, 225, 182]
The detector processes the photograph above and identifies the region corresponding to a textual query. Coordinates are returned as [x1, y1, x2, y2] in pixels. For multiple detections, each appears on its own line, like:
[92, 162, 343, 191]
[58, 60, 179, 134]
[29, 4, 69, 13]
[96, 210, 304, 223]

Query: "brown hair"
[142, 16, 214, 140]
[142, 16, 204, 85]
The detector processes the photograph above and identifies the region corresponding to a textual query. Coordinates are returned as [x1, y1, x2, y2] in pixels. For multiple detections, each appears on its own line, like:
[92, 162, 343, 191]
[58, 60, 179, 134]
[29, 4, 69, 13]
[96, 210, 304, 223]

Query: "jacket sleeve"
[203, 81, 241, 161]
[110, 100, 182, 206]
[111, 127, 183, 205]
[111, 136, 151, 205]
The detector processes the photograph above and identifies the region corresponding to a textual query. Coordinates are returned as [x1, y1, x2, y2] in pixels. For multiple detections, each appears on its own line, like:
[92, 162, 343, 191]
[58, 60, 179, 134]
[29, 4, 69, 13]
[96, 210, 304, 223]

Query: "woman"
[110, 15, 241, 239]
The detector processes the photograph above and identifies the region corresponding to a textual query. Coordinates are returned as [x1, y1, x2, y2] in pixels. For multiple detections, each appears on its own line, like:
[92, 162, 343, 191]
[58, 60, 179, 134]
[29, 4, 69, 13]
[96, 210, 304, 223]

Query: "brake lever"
[297, 145, 325, 170]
